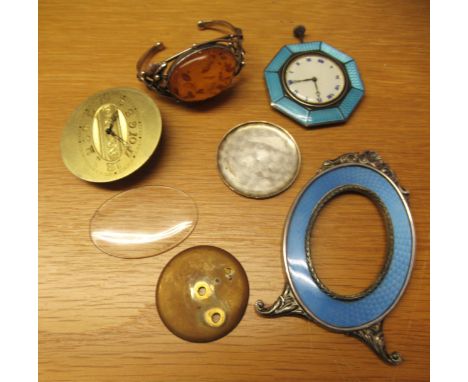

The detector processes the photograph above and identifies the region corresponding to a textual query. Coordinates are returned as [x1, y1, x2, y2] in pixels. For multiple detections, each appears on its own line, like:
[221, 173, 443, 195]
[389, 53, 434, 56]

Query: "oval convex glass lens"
[90, 186, 198, 258]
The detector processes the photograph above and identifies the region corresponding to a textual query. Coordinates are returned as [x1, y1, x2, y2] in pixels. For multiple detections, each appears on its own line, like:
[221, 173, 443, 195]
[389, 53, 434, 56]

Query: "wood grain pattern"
[39, 0, 429, 381]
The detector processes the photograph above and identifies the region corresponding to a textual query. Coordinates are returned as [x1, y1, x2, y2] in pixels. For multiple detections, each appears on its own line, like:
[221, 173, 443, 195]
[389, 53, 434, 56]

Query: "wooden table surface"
[39, 1, 429, 381]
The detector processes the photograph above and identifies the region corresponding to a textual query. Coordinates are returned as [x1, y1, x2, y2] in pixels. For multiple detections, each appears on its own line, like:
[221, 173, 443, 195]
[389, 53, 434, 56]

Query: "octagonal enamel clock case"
[265, 34, 364, 127]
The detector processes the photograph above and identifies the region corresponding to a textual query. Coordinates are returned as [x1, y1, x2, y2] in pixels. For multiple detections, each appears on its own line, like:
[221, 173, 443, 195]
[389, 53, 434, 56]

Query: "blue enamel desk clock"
[265, 26, 364, 127]
[255, 151, 415, 365]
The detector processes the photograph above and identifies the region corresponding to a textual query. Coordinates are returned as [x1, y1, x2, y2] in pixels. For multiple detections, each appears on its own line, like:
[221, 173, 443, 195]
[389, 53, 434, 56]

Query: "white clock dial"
[284, 54, 346, 106]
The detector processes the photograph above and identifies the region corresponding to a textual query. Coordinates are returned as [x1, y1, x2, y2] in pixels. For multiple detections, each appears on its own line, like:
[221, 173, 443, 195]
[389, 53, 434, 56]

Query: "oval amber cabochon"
[167, 46, 238, 102]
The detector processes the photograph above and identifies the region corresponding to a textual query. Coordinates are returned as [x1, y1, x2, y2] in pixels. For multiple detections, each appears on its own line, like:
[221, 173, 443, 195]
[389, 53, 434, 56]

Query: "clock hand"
[290, 77, 322, 99]
[289, 77, 317, 84]
[107, 129, 130, 147]
[312, 77, 321, 99]
[105, 111, 119, 135]
[104, 113, 130, 146]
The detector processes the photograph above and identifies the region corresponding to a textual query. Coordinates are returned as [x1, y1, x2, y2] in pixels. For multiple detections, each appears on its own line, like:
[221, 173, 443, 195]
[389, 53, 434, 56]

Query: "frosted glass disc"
[217, 121, 301, 199]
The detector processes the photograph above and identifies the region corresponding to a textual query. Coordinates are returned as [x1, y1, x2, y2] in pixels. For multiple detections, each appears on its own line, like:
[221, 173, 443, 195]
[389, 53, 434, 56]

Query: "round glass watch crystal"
[283, 54, 346, 106]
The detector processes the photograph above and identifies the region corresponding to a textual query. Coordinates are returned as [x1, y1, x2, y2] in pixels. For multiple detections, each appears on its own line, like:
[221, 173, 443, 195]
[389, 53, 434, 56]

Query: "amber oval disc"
[167, 46, 238, 102]
[156, 246, 249, 342]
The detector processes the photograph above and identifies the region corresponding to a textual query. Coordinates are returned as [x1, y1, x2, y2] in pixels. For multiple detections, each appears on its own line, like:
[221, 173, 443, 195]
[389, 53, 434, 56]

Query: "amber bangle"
[136, 20, 245, 103]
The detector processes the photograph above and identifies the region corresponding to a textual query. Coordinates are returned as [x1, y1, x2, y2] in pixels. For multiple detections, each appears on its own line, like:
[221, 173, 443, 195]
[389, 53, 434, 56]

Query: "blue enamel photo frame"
[256, 152, 415, 365]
